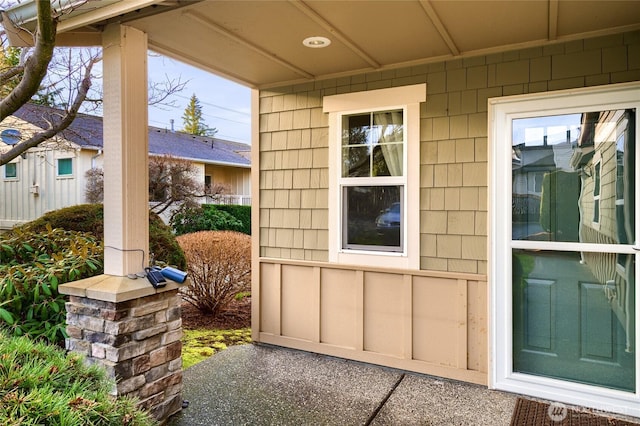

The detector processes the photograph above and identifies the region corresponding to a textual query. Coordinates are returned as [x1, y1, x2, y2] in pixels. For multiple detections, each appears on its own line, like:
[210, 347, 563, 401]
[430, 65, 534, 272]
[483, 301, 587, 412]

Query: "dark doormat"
[510, 397, 640, 425]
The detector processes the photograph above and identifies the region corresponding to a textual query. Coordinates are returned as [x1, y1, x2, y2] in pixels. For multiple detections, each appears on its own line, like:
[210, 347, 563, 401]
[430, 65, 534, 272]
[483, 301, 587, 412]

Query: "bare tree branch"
[149, 155, 204, 215]
[0, 4, 186, 166]
[148, 74, 189, 107]
[0, 55, 98, 165]
[0, 64, 23, 85]
[0, 0, 57, 121]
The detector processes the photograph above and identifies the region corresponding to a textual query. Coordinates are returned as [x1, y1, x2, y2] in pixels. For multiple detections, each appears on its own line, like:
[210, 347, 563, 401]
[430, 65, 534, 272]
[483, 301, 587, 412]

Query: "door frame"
[489, 82, 640, 417]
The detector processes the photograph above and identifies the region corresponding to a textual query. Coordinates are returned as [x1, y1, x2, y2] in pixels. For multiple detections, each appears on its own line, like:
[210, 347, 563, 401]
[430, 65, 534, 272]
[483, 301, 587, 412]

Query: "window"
[57, 158, 73, 176]
[324, 84, 425, 269]
[341, 110, 404, 252]
[4, 162, 17, 179]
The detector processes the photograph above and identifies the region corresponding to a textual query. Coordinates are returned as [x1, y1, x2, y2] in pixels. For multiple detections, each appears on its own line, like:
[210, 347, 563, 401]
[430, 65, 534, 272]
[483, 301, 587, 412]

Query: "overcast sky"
[147, 54, 252, 145]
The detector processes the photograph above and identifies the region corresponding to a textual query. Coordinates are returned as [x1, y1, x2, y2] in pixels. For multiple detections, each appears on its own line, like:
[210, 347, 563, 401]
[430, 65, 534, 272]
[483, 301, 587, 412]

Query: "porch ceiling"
[8, 0, 640, 89]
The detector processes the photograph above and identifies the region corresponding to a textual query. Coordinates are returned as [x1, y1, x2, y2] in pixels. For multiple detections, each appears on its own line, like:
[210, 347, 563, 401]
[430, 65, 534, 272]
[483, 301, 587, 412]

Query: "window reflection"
[512, 109, 635, 244]
[343, 185, 402, 251]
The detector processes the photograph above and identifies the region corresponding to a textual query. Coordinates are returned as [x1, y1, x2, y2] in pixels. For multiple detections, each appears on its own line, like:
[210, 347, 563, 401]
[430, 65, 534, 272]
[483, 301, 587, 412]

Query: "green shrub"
[148, 212, 187, 270]
[0, 226, 103, 344]
[170, 205, 243, 236]
[18, 203, 105, 235]
[207, 204, 251, 235]
[0, 331, 156, 426]
[12, 204, 186, 270]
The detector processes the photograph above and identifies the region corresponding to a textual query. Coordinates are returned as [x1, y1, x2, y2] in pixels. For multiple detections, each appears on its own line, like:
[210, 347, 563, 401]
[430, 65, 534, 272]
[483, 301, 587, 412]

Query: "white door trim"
[489, 82, 640, 417]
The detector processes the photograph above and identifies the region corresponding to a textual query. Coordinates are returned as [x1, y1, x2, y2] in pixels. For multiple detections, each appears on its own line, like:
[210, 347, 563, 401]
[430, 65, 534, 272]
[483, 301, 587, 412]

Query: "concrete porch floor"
[168, 344, 518, 425]
[168, 344, 640, 425]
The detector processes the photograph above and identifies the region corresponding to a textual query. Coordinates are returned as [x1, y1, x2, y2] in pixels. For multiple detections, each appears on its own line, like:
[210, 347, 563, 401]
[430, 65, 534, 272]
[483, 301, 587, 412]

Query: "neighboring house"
[0, 103, 250, 229]
[2, 1, 640, 420]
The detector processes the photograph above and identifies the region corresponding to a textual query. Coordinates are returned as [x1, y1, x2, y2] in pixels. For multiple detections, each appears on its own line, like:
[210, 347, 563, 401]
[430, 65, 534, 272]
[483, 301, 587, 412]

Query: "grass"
[0, 332, 155, 426]
[181, 328, 252, 369]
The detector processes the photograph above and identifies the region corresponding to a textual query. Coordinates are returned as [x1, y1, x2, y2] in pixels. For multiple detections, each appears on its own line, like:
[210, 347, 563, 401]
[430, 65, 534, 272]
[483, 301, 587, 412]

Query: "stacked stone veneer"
[65, 289, 183, 421]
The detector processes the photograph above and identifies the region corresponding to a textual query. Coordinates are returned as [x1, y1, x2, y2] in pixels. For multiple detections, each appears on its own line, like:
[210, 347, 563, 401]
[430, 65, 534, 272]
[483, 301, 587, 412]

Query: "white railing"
[204, 194, 251, 206]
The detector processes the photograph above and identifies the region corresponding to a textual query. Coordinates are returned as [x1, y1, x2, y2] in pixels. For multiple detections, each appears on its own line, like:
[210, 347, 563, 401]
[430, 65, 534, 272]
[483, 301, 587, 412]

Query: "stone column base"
[60, 275, 183, 422]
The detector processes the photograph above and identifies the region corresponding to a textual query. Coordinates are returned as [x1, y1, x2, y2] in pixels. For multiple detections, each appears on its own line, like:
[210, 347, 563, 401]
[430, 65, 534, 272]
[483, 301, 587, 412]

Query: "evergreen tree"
[182, 93, 211, 136]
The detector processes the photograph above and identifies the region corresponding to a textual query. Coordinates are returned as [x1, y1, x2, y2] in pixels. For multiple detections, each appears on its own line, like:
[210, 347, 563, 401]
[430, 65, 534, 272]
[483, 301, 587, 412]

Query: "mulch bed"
[180, 296, 251, 330]
[511, 397, 640, 425]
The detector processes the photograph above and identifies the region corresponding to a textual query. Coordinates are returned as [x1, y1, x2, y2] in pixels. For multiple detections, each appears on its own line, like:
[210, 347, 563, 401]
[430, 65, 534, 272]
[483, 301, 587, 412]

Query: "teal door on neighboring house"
[510, 108, 636, 392]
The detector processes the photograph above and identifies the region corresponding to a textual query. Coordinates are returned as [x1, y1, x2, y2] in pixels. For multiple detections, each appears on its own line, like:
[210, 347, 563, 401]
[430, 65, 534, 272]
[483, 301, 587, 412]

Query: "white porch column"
[102, 24, 149, 276]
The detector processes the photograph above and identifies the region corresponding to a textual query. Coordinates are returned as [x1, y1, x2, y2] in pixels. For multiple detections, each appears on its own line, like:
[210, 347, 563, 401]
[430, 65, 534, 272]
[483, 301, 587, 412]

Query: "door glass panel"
[512, 108, 636, 392]
[513, 249, 635, 391]
[512, 110, 635, 243]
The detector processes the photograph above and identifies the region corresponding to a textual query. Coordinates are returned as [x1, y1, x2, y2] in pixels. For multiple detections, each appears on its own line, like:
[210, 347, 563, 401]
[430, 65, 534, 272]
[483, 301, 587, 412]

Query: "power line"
[149, 104, 250, 126]
[202, 114, 249, 126]
[172, 93, 250, 116]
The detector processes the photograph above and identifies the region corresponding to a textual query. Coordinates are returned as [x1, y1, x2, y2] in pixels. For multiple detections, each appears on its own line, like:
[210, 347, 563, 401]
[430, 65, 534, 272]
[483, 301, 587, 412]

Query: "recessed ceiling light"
[303, 36, 331, 48]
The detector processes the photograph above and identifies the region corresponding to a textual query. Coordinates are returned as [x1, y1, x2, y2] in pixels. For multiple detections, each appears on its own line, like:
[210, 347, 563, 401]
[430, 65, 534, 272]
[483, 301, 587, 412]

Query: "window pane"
[512, 109, 635, 243]
[373, 143, 403, 177]
[373, 110, 403, 177]
[5, 163, 17, 178]
[58, 158, 73, 176]
[342, 110, 405, 177]
[342, 113, 370, 146]
[343, 114, 371, 177]
[372, 110, 403, 143]
[343, 146, 371, 177]
[513, 249, 635, 391]
[343, 185, 402, 251]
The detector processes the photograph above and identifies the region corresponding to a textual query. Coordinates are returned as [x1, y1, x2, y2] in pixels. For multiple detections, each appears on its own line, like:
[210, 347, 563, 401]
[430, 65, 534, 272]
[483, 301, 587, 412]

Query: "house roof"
[7, 103, 251, 168]
[4, 1, 639, 89]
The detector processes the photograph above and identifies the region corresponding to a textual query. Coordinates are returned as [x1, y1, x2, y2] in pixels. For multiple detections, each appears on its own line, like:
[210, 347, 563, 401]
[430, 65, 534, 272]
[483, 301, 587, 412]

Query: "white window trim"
[324, 84, 425, 270]
[4, 161, 19, 180]
[56, 157, 74, 178]
[489, 82, 640, 417]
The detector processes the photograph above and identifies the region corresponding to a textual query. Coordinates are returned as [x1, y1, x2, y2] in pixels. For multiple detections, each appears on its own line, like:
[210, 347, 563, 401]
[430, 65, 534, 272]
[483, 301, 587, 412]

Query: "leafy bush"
[177, 231, 251, 317]
[207, 204, 251, 235]
[0, 331, 155, 426]
[148, 213, 187, 270]
[0, 226, 103, 344]
[18, 203, 106, 235]
[170, 205, 243, 236]
[12, 204, 186, 270]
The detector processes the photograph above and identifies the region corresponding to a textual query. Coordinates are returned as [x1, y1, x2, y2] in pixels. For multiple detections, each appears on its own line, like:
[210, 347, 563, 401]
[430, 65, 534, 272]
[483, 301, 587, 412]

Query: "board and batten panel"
[320, 268, 359, 349]
[467, 280, 488, 373]
[281, 264, 317, 341]
[412, 276, 460, 367]
[257, 259, 489, 384]
[259, 262, 280, 335]
[363, 271, 404, 358]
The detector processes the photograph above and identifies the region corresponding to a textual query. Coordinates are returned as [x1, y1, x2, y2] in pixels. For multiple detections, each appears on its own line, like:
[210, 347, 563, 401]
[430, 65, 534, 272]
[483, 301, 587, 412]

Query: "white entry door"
[491, 83, 640, 417]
